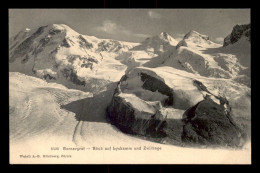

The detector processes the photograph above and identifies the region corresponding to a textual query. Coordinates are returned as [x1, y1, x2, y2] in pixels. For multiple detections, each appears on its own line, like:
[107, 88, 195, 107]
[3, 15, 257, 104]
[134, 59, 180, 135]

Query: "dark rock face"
[107, 95, 167, 138]
[32, 37, 52, 56]
[9, 25, 48, 63]
[107, 72, 169, 137]
[66, 55, 98, 70]
[49, 28, 62, 35]
[81, 63, 93, 69]
[176, 40, 187, 49]
[78, 35, 93, 49]
[182, 98, 245, 147]
[140, 72, 174, 106]
[164, 119, 184, 145]
[61, 39, 70, 48]
[43, 74, 56, 80]
[21, 55, 30, 64]
[106, 72, 180, 141]
[9, 25, 67, 64]
[244, 29, 251, 42]
[97, 40, 122, 52]
[223, 24, 250, 47]
[61, 68, 86, 86]
[193, 80, 211, 93]
[230, 24, 251, 44]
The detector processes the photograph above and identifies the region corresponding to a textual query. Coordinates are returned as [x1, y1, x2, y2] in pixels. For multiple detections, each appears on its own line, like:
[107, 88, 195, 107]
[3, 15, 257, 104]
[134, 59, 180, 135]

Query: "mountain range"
[9, 23, 251, 148]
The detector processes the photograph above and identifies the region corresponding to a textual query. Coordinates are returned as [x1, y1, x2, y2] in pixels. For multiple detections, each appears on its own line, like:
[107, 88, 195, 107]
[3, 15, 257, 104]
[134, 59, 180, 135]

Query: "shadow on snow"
[60, 82, 118, 123]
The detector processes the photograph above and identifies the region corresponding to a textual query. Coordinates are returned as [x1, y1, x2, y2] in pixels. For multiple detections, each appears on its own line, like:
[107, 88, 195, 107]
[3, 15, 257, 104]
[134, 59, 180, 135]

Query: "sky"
[9, 9, 250, 44]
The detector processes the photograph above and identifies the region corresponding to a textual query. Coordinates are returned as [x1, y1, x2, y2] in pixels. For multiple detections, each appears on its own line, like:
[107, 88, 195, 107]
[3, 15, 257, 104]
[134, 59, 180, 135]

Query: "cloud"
[215, 37, 224, 43]
[96, 20, 117, 34]
[148, 11, 161, 19]
[96, 20, 150, 38]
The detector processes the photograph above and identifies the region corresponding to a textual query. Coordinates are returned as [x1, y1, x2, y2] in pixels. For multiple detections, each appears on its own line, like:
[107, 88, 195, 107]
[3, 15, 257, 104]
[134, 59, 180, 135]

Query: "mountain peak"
[154, 32, 178, 46]
[159, 31, 169, 39]
[158, 32, 174, 40]
[54, 24, 73, 30]
[184, 30, 209, 41]
[223, 23, 250, 47]
[176, 30, 220, 49]
[141, 32, 178, 46]
[187, 30, 200, 35]
[42, 24, 80, 36]
[49, 24, 72, 32]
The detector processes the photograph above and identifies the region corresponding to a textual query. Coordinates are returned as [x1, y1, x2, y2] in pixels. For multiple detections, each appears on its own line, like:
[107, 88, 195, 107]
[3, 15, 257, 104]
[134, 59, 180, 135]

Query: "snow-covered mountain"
[137, 31, 178, 49]
[10, 24, 250, 87]
[176, 30, 221, 49]
[9, 24, 138, 93]
[114, 32, 178, 70]
[9, 23, 251, 148]
[142, 29, 250, 85]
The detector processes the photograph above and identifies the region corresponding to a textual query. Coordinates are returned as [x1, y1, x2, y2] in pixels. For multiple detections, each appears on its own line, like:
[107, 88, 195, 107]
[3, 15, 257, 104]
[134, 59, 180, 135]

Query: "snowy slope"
[176, 30, 221, 50]
[142, 30, 250, 85]
[10, 71, 251, 164]
[9, 71, 250, 164]
[115, 32, 178, 69]
[9, 24, 138, 94]
[9, 72, 92, 143]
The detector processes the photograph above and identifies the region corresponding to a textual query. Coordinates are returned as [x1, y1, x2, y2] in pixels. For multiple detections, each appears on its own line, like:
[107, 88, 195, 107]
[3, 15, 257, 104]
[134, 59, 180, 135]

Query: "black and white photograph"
[9, 9, 251, 164]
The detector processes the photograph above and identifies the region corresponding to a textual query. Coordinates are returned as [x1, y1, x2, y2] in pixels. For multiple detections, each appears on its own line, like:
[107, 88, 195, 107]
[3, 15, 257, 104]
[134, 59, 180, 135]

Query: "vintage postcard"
[9, 9, 251, 164]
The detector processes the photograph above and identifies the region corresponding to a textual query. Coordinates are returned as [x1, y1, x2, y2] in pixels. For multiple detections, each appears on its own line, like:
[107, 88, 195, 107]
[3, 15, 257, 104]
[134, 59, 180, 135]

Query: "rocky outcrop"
[78, 35, 93, 49]
[107, 95, 167, 137]
[61, 68, 86, 86]
[9, 25, 48, 63]
[182, 98, 245, 147]
[107, 67, 246, 147]
[107, 72, 168, 137]
[97, 40, 130, 52]
[223, 24, 250, 47]
[140, 72, 174, 106]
